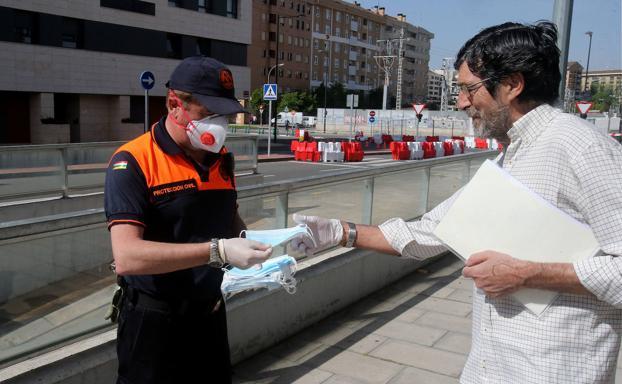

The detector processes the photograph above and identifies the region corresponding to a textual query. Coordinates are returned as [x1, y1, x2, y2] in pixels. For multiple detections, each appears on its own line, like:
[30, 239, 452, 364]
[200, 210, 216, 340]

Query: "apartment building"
[565, 61, 583, 98]
[375, 9, 433, 107]
[307, 0, 385, 92]
[0, 0, 250, 144]
[249, 0, 312, 93]
[427, 70, 442, 106]
[582, 69, 622, 92]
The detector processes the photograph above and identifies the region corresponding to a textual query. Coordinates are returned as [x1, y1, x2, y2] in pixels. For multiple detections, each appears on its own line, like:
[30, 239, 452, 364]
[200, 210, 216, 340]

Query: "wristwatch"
[208, 238, 224, 268]
[345, 222, 357, 248]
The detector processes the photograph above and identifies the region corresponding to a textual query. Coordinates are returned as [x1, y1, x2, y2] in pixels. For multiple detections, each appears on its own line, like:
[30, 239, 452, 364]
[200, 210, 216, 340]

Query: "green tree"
[329, 82, 347, 108]
[277, 91, 317, 115]
[591, 85, 617, 112]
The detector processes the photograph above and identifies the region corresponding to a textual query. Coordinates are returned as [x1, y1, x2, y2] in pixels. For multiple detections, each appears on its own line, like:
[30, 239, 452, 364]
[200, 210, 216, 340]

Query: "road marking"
[263, 174, 276, 178]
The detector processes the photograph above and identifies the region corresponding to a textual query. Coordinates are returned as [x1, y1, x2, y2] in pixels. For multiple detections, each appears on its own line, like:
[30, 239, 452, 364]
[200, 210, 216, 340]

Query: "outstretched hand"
[289, 213, 343, 256]
[222, 238, 272, 269]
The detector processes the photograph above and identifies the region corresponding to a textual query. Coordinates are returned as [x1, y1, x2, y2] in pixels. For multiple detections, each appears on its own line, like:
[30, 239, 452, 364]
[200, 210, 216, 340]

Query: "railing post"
[252, 136, 259, 174]
[60, 147, 69, 198]
[275, 191, 288, 228]
[425, 166, 432, 212]
[362, 177, 374, 225]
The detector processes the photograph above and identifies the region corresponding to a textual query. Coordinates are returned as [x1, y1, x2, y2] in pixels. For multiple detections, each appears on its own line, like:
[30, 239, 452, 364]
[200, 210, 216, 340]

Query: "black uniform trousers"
[116, 288, 232, 384]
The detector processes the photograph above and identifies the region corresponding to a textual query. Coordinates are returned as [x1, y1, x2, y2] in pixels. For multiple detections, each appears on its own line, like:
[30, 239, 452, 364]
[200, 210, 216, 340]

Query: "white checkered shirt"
[379, 104, 622, 383]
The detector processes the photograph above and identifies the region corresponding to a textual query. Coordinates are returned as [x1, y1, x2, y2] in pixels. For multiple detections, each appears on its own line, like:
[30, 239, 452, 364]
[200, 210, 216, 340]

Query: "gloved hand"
[289, 213, 343, 256]
[221, 238, 272, 269]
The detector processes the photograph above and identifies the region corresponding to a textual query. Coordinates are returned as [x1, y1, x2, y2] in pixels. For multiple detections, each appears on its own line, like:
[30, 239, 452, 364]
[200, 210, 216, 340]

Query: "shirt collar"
[507, 104, 560, 146]
[153, 116, 184, 156]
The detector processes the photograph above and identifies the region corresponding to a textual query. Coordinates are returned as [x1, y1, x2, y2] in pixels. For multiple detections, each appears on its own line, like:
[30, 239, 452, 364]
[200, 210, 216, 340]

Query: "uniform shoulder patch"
[112, 161, 128, 170]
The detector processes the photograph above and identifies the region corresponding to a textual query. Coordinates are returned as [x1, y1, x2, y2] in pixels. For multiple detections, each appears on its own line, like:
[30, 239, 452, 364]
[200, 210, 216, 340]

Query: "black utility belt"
[126, 287, 222, 316]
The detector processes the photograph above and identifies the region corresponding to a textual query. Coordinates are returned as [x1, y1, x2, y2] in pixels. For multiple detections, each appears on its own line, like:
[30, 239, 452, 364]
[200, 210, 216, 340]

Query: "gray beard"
[471, 104, 511, 143]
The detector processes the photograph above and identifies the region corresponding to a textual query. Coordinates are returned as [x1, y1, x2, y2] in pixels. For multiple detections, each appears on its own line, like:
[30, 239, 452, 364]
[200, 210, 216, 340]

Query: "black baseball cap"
[166, 56, 245, 115]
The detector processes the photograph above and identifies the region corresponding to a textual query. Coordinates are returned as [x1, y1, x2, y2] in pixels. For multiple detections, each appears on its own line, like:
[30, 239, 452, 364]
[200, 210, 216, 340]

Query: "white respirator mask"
[186, 115, 228, 153]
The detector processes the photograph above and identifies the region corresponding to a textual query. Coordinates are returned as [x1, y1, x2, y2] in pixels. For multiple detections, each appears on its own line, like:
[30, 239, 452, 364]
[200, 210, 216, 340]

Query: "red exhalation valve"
[200, 132, 215, 145]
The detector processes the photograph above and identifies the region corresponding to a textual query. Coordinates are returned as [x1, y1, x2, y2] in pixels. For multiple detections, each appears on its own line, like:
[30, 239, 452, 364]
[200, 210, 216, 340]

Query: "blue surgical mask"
[220, 255, 297, 298]
[241, 224, 315, 248]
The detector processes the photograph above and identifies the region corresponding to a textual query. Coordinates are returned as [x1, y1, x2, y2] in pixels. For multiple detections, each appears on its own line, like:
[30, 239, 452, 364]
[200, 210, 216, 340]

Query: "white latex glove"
[290, 213, 343, 256]
[221, 238, 272, 269]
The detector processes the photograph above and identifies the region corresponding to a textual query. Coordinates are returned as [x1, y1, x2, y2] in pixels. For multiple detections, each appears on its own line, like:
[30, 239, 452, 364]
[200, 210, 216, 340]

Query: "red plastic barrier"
[442, 141, 454, 156]
[422, 141, 436, 158]
[290, 140, 299, 153]
[426, 136, 439, 142]
[295, 142, 306, 161]
[341, 142, 364, 162]
[305, 141, 319, 161]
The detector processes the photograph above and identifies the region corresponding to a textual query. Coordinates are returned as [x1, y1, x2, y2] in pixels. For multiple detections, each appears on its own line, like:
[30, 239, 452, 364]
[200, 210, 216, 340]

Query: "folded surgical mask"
[240, 224, 316, 248]
[220, 255, 298, 298]
[187, 115, 228, 153]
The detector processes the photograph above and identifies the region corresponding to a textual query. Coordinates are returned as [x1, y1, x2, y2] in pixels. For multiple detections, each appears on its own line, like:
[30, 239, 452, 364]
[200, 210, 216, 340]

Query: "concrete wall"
[0, 247, 443, 384]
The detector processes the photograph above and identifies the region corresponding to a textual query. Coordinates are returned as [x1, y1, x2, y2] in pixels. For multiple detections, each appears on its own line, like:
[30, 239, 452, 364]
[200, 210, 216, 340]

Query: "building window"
[325, 25, 330, 34]
[325, 9, 330, 20]
[198, 0, 206, 12]
[61, 18, 83, 49]
[13, 10, 36, 44]
[166, 33, 181, 58]
[269, 13, 277, 23]
[313, 55, 318, 65]
[261, 31, 266, 41]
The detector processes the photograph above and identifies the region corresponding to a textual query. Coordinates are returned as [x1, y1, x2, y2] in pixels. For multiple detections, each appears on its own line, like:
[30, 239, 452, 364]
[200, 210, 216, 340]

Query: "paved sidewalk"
[232, 254, 622, 384]
[233, 255, 471, 383]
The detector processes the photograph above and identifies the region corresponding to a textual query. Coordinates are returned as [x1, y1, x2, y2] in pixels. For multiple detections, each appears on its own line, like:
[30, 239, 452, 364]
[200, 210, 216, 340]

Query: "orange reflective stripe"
[113, 132, 235, 191]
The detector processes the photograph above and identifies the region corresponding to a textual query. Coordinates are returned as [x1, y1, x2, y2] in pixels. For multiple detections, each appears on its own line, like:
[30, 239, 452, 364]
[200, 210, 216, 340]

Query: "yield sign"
[576, 101, 593, 114]
[412, 103, 426, 114]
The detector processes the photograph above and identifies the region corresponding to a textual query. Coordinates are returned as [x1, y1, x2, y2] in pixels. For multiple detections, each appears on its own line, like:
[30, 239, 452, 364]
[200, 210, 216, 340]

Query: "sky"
[357, 0, 622, 71]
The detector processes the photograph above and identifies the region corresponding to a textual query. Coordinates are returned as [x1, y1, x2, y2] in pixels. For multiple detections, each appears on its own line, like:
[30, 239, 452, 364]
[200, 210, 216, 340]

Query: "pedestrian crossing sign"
[263, 84, 278, 100]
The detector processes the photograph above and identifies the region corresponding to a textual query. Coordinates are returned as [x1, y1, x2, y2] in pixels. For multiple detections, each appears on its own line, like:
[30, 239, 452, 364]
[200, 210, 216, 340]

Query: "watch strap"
[345, 222, 357, 248]
[208, 238, 224, 268]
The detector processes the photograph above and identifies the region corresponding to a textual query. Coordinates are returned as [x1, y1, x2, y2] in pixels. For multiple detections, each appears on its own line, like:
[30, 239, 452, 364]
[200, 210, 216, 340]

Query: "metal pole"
[584, 31, 593, 94]
[349, 103, 353, 142]
[144, 89, 148, 133]
[323, 83, 327, 133]
[268, 100, 272, 156]
[552, 0, 573, 104]
[273, 18, 280, 143]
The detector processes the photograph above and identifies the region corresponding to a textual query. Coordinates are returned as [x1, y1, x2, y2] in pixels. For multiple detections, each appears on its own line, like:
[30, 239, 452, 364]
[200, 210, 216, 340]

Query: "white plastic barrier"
[322, 142, 344, 162]
[464, 136, 476, 149]
[407, 142, 424, 160]
[453, 141, 463, 154]
[487, 138, 499, 150]
[434, 142, 445, 157]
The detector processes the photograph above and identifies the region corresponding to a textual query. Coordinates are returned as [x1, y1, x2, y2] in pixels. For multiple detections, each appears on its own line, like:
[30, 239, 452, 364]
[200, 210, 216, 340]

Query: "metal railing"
[0, 135, 259, 203]
[0, 150, 496, 366]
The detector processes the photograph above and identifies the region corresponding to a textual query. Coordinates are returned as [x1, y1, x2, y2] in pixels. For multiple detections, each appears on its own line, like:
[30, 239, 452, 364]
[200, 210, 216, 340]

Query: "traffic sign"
[369, 116, 376, 123]
[263, 83, 277, 100]
[369, 110, 376, 117]
[412, 103, 426, 114]
[576, 101, 593, 115]
[139, 71, 155, 90]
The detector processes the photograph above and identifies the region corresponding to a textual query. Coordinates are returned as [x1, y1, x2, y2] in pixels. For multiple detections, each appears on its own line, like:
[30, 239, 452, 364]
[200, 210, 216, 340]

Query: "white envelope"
[433, 160, 600, 316]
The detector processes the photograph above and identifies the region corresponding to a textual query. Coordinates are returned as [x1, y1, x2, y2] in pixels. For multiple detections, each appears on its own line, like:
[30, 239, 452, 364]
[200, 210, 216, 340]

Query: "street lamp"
[584, 31, 593, 97]
[273, 13, 305, 142]
[264, 63, 284, 156]
[322, 35, 331, 133]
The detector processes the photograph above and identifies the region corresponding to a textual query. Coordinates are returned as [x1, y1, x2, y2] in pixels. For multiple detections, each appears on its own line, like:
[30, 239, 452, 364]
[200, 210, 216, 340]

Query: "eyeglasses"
[457, 77, 492, 98]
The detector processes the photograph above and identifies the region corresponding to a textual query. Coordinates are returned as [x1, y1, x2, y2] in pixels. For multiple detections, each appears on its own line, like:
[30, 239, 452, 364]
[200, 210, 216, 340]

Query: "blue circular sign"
[368, 116, 376, 123]
[139, 71, 155, 90]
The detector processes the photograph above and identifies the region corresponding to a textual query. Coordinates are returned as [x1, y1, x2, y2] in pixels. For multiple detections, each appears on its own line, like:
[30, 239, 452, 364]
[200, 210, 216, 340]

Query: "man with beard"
[289, 21, 622, 383]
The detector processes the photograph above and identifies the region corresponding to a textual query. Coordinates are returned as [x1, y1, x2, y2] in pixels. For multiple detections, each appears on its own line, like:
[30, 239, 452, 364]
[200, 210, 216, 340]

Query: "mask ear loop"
[168, 91, 198, 132]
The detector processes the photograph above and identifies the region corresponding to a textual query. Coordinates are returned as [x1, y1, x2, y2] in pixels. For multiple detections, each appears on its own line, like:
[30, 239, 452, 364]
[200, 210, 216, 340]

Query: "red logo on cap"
[220, 69, 234, 90]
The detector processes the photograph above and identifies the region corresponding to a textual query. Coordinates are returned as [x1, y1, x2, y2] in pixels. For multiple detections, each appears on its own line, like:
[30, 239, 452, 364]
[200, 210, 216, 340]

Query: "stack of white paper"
[433, 160, 600, 316]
